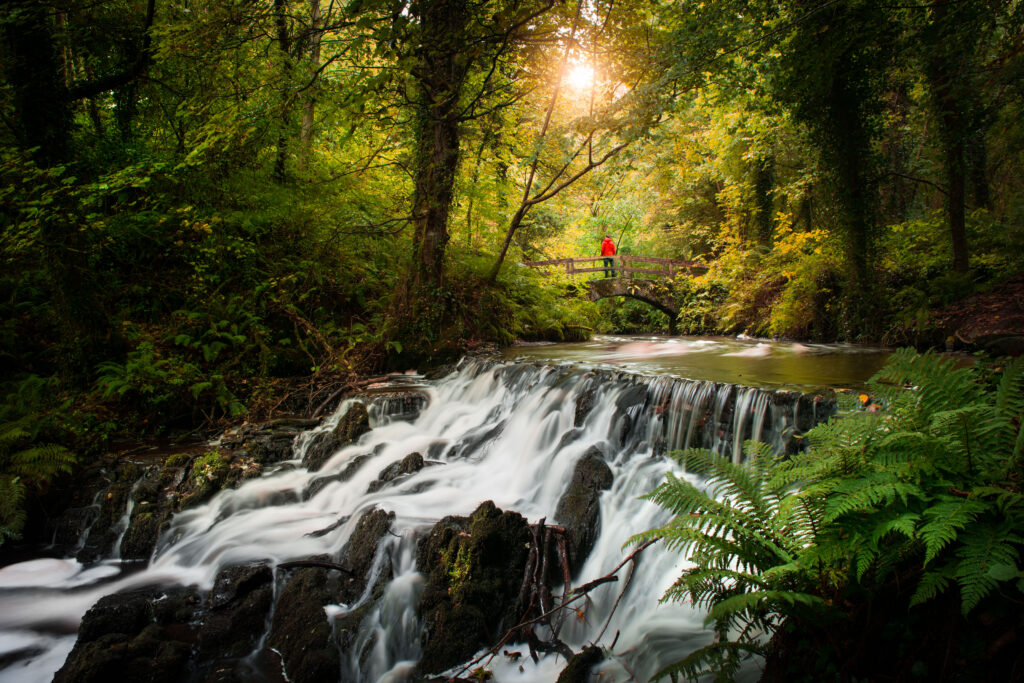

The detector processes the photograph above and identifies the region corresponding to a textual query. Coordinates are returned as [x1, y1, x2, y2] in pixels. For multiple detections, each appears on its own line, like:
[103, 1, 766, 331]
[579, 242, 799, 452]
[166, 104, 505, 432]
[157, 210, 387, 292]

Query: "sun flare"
[565, 63, 595, 90]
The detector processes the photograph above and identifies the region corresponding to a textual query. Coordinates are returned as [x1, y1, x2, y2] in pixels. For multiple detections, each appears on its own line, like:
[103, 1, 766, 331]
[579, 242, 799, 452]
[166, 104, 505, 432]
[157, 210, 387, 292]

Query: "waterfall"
[0, 358, 832, 683]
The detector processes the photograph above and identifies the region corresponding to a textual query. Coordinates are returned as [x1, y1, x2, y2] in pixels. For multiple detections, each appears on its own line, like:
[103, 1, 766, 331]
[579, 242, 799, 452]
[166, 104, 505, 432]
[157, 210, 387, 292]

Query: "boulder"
[415, 501, 532, 675]
[53, 586, 201, 683]
[75, 480, 133, 564]
[554, 448, 613, 575]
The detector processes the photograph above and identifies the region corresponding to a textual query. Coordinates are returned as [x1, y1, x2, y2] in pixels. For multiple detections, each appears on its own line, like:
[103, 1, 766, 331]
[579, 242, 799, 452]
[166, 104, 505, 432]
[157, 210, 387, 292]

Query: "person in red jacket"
[600, 235, 616, 277]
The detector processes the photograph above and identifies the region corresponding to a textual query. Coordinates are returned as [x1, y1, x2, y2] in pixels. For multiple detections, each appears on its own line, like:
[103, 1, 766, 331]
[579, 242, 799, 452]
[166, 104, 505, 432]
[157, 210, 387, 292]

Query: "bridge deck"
[523, 255, 706, 279]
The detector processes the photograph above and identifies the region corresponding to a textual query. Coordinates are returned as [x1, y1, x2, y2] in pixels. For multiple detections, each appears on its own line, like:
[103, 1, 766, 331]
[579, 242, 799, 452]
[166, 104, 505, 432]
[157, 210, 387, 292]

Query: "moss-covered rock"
[554, 447, 613, 575]
[415, 501, 532, 676]
[119, 510, 165, 561]
[53, 587, 201, 683]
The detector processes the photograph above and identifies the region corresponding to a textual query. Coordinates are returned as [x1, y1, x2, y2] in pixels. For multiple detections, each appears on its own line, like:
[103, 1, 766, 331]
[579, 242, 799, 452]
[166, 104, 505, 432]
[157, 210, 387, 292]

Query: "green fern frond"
[910, 568, 953, 607]
[993, 357, 1024, 423]
[870, 511, 921, 546]
[919, 498, 987, 564]
[955, 526, 1022, 614]
[649, 640, 765, 683]
[823, 477, 923, 523]
[6, 443, 76, 482]
[706, 590, 825, 626]
[0, 476, 27, 545]
[0, 424, 32, 447]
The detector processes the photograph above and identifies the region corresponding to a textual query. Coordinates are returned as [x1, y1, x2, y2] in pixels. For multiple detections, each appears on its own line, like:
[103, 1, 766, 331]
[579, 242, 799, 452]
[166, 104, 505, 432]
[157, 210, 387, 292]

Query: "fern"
[632, 446, 824, 679]
[0, 476, 28, 543]
[0, 375, 79, 546]
[640, 350, 1024, 679]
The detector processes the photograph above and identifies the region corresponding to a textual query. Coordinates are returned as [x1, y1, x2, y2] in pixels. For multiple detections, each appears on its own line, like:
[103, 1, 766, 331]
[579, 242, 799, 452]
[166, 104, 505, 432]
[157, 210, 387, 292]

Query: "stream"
[0, 335, 888, 682]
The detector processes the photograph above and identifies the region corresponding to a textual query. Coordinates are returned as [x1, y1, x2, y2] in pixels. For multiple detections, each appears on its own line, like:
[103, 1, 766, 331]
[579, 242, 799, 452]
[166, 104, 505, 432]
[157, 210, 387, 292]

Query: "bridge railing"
[522, 255, 707, 279]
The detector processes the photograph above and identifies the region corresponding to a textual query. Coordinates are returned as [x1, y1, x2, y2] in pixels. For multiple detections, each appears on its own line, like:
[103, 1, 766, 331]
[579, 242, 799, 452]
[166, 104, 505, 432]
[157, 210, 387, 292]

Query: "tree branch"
[65, 0, 157, 101]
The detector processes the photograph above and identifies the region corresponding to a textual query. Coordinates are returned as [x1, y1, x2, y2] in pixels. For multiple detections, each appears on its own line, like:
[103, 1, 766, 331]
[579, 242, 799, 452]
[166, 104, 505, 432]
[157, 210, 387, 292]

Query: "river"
[0, 336, 888, 682]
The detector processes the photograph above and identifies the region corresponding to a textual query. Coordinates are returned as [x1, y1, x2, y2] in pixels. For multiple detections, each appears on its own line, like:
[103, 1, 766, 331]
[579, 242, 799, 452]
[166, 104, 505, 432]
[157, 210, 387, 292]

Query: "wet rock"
[262, 505, 395, 678]
[196, 563, 275, 665]
[367, 452, 426, 493]
[119, 510, 164, 561]
[302, 403, 371, 472]
[331, 507, 399, 676]
[554, 448, 614, 575]
[415, 501, 532, 676]
[339, 507, 396, 602]
[370, 392, 429, 423]
[248, 430, 299, 465]
[49, 505, 99, 550]
[54, 586, 201, 683]
[557, 645, 605, 683]
[574, 382, 598, 427]
[75, 480, 133, 564]
[265, 564, 341, 683]
[303, 453, 372, 499]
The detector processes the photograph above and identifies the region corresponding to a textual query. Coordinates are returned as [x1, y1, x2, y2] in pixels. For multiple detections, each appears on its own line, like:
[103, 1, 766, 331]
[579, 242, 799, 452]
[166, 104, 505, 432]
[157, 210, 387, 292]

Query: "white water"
[0, 358, 809, 682]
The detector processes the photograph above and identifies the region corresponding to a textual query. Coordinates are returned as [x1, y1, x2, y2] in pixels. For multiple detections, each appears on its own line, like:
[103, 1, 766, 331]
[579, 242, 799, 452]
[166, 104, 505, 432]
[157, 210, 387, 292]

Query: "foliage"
[636, 350, 1024, 679]
[632, 442, 825, 681]
[0, 375, 78, 545]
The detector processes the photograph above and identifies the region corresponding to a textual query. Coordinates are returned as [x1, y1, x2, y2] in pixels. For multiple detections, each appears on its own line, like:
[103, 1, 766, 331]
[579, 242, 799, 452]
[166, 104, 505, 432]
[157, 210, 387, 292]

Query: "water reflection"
[500, 335, 891, 391]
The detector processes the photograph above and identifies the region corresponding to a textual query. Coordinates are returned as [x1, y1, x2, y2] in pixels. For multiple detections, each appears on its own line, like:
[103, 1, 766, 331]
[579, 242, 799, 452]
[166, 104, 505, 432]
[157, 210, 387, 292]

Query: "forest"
[1, 0, 1023, 680]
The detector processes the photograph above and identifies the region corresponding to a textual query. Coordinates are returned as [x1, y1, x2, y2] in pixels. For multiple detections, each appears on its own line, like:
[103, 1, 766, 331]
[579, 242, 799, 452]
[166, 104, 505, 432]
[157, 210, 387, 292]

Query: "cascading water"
[0, 357, 835, 683]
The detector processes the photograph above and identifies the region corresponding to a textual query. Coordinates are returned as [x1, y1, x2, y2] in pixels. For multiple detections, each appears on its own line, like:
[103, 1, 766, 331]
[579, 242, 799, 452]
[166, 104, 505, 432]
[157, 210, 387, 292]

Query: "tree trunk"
[273, 0, 292, 182]
[298, 0, 322, 168]
[926, 2, 971, 274]
[967, 129, 990, 209]
[1, 1, 118, 381]
[753, 155, 774, 247]
[3, 1, 72, 167]
[407, 0, 470, 291]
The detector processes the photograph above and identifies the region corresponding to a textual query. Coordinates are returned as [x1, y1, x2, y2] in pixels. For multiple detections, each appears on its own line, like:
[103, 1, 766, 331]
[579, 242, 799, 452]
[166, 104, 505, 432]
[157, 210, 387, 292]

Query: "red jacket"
[600, 238, 616, 256]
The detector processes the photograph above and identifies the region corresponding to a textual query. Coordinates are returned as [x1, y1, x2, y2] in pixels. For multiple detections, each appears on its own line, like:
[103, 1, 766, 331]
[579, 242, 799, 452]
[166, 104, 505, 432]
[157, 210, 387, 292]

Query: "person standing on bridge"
[600, 234, 616, 278]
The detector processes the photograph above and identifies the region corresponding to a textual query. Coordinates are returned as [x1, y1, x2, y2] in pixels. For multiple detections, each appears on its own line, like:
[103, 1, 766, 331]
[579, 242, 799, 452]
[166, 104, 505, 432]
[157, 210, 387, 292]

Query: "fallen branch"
[448, 537, 659, 681]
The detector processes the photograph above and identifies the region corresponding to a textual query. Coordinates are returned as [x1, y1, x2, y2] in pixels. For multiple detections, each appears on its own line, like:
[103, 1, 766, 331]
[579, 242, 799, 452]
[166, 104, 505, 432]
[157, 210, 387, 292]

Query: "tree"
[771, 0, 895, 335]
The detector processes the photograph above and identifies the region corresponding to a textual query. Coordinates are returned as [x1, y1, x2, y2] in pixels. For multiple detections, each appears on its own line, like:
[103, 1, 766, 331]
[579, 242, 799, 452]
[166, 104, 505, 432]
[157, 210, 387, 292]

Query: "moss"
[443, 544, 473, 604]
[190, 451, 228, 484]
[116, 462, 139, 482]
[163, 453, 191, 469]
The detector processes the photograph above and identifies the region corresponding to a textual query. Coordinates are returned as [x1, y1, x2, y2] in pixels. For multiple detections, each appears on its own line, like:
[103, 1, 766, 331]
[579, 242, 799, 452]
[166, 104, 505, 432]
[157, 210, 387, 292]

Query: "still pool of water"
[499, 335, 892, 391]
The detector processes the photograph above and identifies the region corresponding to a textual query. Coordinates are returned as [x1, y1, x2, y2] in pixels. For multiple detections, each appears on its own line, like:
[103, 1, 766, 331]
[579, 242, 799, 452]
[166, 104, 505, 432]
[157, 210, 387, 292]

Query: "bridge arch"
[586, 279, 679, 333]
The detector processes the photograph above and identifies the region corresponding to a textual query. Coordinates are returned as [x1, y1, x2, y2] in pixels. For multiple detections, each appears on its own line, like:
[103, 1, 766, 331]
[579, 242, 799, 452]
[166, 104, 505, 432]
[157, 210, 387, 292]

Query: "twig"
[447, 538, 658, 681]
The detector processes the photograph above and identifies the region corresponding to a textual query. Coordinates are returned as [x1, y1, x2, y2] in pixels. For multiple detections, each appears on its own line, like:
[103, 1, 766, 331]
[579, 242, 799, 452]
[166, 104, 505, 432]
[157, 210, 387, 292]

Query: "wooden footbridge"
[523, 256, 707, 332]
